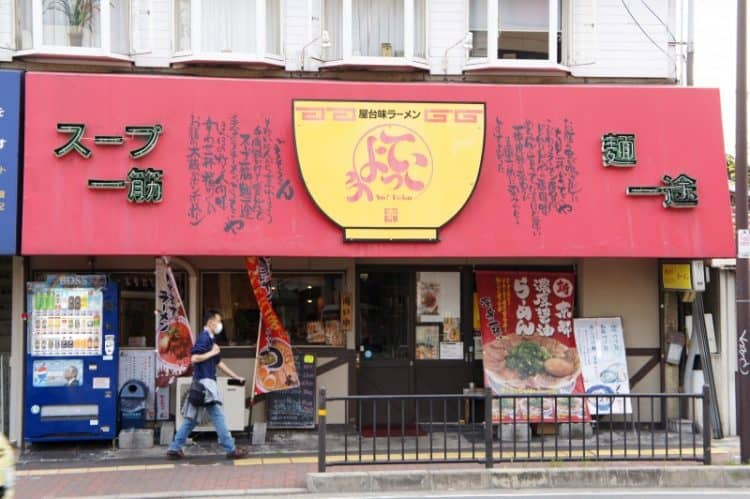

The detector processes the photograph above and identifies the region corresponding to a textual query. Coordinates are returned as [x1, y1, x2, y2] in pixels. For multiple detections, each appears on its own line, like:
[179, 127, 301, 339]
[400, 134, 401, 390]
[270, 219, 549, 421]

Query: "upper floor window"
[469, 0, 561, 65]
[323, 0, 426, 64]
[14, 0, 131, 56]
[173, 0, 283, 61]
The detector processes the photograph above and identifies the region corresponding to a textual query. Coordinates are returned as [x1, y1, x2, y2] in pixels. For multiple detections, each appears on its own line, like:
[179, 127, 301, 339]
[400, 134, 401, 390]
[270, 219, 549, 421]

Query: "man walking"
[167, 309, 248, 460]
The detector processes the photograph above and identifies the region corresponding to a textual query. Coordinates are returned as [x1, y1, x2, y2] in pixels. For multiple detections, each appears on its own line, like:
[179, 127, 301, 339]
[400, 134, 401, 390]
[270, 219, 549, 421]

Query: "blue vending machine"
[24, 275, 119, 442]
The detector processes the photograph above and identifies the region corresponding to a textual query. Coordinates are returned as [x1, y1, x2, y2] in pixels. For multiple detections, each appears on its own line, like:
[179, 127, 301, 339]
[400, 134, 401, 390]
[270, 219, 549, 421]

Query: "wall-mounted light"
[442, 32, 473, 74]
[300, 30, 331, 71]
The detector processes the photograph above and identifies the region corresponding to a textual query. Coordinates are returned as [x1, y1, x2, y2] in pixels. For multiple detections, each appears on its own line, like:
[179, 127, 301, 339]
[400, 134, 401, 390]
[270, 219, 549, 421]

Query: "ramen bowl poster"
[476, 271, 588, 423]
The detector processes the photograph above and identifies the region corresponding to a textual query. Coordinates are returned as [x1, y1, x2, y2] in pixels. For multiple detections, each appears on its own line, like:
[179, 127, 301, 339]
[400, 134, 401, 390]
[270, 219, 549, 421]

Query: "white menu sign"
[118, 349, 156, 420]
[573, 317, 632, 414]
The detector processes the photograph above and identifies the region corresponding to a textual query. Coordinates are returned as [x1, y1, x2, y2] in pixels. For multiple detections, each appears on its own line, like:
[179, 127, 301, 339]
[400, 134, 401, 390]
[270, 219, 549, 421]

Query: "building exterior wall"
[579, 258, 661, 420]
[0, 0, 680, 81]
[579, 259, 660, 378]
[0, 0, 11, 61]
[2, 0, 733, 445]
[132, 0, 169, 67]
[570, 0, 677, 78]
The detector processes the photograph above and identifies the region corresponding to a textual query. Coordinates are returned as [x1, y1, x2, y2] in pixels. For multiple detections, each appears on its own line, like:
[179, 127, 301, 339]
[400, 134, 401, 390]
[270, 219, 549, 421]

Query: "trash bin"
[119, 379, 148, 430]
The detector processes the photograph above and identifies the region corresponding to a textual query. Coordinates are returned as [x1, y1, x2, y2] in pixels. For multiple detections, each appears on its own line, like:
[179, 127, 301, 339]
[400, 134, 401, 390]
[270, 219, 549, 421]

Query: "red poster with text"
[476, 271, 588, 423]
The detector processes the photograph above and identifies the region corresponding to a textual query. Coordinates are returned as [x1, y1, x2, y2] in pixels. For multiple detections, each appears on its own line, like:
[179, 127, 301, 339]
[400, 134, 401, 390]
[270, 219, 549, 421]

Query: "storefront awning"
[22, 73, 734, 258]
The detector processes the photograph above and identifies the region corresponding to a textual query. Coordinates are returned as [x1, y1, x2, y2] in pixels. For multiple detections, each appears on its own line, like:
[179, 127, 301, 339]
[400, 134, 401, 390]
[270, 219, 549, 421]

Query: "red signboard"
[22, 73, 733, 257]
[476, 271, 587, 422]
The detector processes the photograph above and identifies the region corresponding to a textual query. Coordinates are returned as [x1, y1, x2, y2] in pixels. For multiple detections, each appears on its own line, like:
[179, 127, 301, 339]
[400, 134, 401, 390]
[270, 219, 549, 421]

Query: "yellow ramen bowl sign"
[293, 100, 485, 241]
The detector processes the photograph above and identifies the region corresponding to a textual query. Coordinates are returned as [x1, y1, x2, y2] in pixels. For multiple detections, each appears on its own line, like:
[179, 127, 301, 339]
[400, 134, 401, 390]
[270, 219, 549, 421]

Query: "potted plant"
[44, 0, 100, 47]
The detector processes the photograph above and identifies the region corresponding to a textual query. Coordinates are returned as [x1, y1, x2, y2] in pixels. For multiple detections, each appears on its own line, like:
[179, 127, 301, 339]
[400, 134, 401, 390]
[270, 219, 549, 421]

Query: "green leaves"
[505, 340, 551, 378]
[43, 0, 100, 30]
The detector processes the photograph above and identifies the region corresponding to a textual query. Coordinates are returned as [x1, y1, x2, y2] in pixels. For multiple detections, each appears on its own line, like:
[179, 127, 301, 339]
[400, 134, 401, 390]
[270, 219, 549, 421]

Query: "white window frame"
[320, 0, 429, 70]
[465, 0, 566, 71]
[13, 0, 133, 61]
[171, 0, 285, 66]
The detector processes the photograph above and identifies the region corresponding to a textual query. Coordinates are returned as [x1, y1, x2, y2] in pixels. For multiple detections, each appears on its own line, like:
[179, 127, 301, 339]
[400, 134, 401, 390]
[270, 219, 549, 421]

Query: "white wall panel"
[429, 0, 467, 75]
[135, 0, 171, 67]
[0, 0, 12, 60]
[570, 0, 676, 79]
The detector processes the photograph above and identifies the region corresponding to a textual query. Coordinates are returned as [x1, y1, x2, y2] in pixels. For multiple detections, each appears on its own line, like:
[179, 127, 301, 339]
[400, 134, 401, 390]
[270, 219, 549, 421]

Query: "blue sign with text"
[0, 70, 21, 255]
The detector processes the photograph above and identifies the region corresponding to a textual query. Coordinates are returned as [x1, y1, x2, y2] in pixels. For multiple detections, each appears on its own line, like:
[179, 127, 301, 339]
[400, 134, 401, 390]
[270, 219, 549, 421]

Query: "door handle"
[355, 352, 361, 369]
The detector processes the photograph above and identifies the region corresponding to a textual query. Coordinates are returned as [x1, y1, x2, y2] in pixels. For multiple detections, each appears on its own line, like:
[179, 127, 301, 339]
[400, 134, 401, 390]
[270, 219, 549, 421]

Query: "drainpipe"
[735, 0, 750, 464]
[9, 256, 24, 445]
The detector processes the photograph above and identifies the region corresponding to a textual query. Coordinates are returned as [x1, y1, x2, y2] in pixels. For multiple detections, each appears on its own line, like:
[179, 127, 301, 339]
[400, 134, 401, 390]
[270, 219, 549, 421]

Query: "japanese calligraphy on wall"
[626, 174, 698, 208]
[55, 123, 165, 203]
[187, 115, 294, 234]
[493, 118, 580, 236]
[0, 70, 21, 255]
[602, 133, 636, 167]
[476, 270, 587, 423]
[294, 101, 485, 241]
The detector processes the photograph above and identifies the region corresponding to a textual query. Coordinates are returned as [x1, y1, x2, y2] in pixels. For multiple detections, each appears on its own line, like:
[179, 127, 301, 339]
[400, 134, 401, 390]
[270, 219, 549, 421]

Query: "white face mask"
[214, 322, 224, 335]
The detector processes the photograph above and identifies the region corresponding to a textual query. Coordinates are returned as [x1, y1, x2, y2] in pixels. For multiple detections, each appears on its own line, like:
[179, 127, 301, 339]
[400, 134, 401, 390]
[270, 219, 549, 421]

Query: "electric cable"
[620, 0, 676, 62]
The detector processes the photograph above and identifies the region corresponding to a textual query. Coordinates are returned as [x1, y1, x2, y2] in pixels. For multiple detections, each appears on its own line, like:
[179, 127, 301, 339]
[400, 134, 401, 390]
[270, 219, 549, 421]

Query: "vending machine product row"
[24, 274, 119, 442]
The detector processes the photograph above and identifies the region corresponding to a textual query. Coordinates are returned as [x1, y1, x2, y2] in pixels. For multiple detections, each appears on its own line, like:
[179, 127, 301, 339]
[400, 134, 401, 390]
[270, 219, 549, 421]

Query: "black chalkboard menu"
[266, 353, 316, 429]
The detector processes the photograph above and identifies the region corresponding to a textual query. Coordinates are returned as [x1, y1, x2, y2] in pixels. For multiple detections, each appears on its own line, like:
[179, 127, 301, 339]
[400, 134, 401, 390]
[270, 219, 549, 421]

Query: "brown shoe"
[166, 449, 184, 460]
[226, 448, 248, 459]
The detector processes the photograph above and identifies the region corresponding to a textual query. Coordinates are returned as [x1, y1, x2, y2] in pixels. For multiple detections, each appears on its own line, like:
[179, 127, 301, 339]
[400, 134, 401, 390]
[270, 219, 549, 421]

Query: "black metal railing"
[316, 386, 712, 472]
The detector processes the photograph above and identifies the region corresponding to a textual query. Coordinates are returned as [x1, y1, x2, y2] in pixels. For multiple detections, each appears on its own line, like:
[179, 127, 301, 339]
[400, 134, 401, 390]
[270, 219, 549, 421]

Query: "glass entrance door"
[357, 271, 413, 398]
[356, 268, 473, 424]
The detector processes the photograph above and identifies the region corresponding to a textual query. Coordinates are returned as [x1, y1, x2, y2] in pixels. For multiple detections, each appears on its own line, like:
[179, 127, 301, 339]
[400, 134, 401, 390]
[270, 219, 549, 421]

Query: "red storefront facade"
[23, 73, 732, 258]
[19, 72, 734, 429]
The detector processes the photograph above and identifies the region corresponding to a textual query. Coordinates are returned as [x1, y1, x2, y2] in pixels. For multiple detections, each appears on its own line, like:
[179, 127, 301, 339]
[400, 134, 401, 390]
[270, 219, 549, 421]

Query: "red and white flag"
[246, 256, 299, 399]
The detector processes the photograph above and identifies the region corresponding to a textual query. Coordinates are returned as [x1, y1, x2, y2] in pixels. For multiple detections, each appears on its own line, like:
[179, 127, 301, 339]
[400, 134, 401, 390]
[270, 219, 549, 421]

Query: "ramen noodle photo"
[443, 317, 460, 342]
[417, 281, 440, 316]
[415, 324, 440, 359]
[483, 335, 582, 394]
[257, 338, 299, 392]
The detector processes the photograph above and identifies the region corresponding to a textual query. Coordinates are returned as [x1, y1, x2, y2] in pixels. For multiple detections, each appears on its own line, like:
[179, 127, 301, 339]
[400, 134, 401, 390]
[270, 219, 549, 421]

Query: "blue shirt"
[192, 329, 220, 380]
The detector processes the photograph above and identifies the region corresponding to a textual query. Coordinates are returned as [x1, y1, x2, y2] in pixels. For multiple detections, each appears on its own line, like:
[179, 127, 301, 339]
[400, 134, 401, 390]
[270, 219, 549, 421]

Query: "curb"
[306, 466, 750, 494]
[75, 487, 308, 499]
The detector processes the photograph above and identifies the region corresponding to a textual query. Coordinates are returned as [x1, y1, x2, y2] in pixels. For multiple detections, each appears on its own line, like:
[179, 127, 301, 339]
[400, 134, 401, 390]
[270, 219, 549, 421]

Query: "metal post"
[702, 385, 712, 465]
[484, 388, 493, 469]
[318, 387, 327, 473]
[736, 0, 750, 465]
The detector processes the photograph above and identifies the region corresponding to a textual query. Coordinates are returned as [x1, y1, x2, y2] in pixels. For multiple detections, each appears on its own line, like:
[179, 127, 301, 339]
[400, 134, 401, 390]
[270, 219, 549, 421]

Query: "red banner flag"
[475, 271, 588, 423]
[155, 257, 194, 387]
[245, 256, 299, 398]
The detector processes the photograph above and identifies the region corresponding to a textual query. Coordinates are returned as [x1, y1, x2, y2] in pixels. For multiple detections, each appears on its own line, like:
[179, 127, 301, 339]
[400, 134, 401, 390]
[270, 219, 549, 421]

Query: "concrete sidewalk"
[13, 436, 743, 499]
[15, 460, 750, 499]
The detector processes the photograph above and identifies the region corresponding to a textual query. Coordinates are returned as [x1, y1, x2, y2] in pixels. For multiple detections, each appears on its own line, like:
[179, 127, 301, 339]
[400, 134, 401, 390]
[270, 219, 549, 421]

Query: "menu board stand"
[266, 353, 316, 429]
